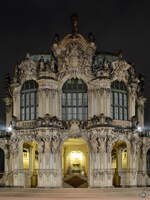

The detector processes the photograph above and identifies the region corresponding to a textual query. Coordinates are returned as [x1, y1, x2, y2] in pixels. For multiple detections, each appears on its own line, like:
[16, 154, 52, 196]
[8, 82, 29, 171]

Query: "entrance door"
[62, 138, 88, 188]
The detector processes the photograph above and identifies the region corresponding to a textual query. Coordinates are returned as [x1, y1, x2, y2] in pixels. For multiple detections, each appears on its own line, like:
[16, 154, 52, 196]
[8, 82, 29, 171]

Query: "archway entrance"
[111, 141, 127, 187]
[146, 148, 150, 177]
[23, 141, 38, 187]
[0, 148, 4, 180]
[62, 138, 88, 188]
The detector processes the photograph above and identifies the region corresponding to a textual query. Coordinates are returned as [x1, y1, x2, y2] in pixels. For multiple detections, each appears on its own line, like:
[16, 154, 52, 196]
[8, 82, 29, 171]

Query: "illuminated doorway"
[62, 138, 88, 188]
[23, 141, 38, 187]
[111, 141, 127, 187]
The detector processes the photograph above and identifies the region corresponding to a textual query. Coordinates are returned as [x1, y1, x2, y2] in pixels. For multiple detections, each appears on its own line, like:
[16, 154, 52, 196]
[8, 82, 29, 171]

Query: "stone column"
[88, 89, 92, 118]
[99, 88, 104, 115]
[129, 142, 139, 187]
[12, 144, 24, 187]
[117, 148, 122, 171]
[38, 89, 43, 118]
[106, 88, 111, 117]
[45, 89, 50, 115]
[13, 89, 20, 119]
[93, 89, 98, 116]
[4, 97, 12, 127]
[141, 142, 147, 186]
[128, 84, 137, 120]
[106, 149, 113, 187]
[37, 142, 44, 187]
[137, 97, 146, 127]
[29, 147, 33, 172]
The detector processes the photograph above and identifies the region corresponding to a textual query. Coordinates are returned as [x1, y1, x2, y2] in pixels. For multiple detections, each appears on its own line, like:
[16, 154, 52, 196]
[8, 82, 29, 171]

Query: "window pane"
[119, 107, 123, 120]
[62, 107, 65, 114]
[36, 93, 38, 106]
[114, 92, 118, 105]
[124, 108, 127, 120]
[31, 93, 35, 106]
[31, 107, 35, 120]
[21, 94, 25, 107]
[62, 79, 88, 120]
[26, 107, 29, 120]
[119, 93, 123, 106]
[36, 108, 38, 119]
[78, 107, 83, 120]
[83, 93, 88, 105]
[68, 114, 72, 120]
[22, 108, 25, 120]
[73, 93, 77, 106]
[67, 93, 71, 106]
[124, 94, 127, 107]
[21, 80, 38, 120]
[26, 94, 29, 106]
[78, 93, 82, 106]
[115, 107, 118, 119]
[68, 107, 72, 114]
[62, 93, 66, 106]
[73, 107, 77, 119]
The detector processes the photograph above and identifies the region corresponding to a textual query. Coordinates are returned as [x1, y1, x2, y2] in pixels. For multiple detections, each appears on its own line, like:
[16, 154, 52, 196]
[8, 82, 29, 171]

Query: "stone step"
[0, 188, 148, 200]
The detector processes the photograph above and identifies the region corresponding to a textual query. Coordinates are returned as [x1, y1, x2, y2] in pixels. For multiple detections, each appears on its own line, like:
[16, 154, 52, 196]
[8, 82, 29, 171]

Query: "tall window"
[0, 148, 4, 173]
[62, 79, 88, 120]
[20, 80, 38, 120]
[111, 81, 128, 120]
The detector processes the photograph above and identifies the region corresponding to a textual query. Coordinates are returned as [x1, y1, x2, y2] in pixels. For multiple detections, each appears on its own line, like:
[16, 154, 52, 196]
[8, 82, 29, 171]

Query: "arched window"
[62, 78, 88, 120]
[111, 81, 128, 120]
[0, 148, 4, 173]
[20, 80, 38, 120]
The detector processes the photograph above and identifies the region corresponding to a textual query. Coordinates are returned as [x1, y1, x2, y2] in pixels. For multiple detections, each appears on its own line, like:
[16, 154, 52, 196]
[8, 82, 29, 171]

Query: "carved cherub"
[90, 134, 99, 153]
[51, 135, 60, 153]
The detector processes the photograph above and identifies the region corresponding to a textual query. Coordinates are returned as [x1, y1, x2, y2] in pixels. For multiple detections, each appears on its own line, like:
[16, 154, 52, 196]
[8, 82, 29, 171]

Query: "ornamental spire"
[71, 14, 79, 34]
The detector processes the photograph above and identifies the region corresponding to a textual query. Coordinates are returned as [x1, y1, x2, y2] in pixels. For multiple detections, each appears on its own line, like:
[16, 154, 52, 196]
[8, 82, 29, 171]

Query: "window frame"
[111, 81, 128, 120]
[62, 79, 88, 121]
[20, 80, 38, 121]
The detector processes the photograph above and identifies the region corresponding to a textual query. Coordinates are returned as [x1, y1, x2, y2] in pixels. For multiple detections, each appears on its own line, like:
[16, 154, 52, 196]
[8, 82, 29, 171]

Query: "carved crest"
[17, 60, 37, 83]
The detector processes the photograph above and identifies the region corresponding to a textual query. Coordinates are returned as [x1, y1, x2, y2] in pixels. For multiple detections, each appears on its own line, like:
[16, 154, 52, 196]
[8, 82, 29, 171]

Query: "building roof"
[29, 54, 51, 62]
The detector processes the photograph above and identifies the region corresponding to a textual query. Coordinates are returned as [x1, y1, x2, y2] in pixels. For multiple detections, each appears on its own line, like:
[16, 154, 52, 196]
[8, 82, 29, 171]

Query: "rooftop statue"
[71, 14, 79, 34]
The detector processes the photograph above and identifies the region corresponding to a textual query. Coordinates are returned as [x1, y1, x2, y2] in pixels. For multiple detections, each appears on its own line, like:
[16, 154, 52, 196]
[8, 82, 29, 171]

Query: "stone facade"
[0, 17, 150, 188]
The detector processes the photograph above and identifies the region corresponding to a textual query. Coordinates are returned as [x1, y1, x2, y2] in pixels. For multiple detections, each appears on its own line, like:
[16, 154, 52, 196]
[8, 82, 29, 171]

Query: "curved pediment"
[52, 33, 96, 80]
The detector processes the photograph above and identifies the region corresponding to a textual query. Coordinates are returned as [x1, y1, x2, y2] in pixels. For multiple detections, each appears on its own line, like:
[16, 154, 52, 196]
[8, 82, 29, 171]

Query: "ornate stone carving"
[17, 60, 37, 83]
[130, 135, 141, 163]
[68, 120, 81, 138]
[112, 60, 130, 82]
[51, 133, 61, 153]
[82, 114, 112, 128]
[51, 33, 96, 80]
[131, 116, 138, 128]
[15, 114, 68, 130]
[9, 137, 20, 155]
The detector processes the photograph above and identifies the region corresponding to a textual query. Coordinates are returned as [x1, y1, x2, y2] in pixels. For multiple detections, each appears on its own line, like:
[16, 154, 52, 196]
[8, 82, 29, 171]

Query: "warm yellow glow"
[23, 151, 29, 169]
[111, 157, 116, 168]
[70, 151, 83, 164]
[62, 138, 88, 176]
[122, 151, 127, 168]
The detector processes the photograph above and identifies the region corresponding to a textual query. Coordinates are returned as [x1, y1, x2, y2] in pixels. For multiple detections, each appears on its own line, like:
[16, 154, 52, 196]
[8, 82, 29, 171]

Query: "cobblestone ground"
[0, 188, 149, 200]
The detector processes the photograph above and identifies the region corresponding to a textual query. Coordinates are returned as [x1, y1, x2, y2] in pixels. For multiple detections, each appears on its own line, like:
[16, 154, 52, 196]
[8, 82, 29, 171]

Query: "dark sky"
[0, 0, 150, 126]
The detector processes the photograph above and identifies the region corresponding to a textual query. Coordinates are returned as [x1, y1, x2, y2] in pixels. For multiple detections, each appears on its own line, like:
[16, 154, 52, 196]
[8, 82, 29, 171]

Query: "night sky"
[0, 0, 150, 126]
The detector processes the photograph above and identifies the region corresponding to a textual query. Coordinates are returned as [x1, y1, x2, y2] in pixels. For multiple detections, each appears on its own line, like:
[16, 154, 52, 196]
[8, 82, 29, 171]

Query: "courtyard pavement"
[0, 188, 149, 200]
